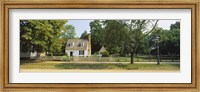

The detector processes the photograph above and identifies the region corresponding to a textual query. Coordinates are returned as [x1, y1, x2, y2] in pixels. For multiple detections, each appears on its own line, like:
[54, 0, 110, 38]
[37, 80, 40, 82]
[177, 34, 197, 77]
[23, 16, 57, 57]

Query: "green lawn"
[114, 56, 179, 62]
[20, 61, 180, 70]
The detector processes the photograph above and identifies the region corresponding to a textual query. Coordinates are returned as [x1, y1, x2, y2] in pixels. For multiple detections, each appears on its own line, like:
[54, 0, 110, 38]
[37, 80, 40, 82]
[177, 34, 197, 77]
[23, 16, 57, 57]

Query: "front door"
[70, 51, 73, 56]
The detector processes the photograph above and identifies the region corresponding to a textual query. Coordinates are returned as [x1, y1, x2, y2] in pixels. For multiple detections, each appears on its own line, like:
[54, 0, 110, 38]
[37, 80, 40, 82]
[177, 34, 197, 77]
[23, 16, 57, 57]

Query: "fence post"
[98, 56, 100, 61]
[172, 54, 174, 62]
[149, 54, 151, 62]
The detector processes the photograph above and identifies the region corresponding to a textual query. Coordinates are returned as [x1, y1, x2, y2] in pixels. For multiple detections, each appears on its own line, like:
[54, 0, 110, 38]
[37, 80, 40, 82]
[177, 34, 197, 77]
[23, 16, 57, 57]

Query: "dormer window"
[68, 42, 74, 47]
[79, 43, 84, 47]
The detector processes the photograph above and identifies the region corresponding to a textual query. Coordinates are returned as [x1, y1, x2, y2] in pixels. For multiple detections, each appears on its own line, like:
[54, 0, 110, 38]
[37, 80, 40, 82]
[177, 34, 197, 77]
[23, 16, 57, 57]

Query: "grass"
[20, 61, 180, 70]
[20, 59, 44, 65]
[54, 63, 180, 70]
[114, 57, 179, 62]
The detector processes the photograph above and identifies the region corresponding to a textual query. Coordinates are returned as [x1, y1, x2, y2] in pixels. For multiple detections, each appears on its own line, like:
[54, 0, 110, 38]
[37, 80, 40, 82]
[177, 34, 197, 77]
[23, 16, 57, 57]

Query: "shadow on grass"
[55, 63, 139, 70]
[20, 59, 43, 65]
[54, 63, 180, 70]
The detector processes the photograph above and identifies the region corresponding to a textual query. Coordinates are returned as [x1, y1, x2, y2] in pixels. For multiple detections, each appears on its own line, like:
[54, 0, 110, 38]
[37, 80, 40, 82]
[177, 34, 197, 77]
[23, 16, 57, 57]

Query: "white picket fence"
[30, 55, 179, 62]
[32, 56, 116, 62]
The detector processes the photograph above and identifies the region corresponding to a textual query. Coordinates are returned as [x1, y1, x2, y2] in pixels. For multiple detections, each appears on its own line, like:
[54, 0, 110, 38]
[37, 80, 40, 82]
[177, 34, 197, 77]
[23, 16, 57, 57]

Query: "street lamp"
[154, 36, 160, 65]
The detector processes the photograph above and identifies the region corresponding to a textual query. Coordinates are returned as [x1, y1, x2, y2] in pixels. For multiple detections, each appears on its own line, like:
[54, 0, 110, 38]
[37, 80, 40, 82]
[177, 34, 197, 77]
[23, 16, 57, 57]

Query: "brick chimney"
[88, 33, 91, 56]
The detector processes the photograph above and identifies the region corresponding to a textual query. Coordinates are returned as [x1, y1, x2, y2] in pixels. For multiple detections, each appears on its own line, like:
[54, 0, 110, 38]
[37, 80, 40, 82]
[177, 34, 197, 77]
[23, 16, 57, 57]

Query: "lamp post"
[155, 36, 160, 65]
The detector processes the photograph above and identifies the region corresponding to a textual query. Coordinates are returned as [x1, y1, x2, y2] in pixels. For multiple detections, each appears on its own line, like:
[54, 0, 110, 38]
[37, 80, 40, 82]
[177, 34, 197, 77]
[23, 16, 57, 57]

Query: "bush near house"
[102, 51, 110, 57]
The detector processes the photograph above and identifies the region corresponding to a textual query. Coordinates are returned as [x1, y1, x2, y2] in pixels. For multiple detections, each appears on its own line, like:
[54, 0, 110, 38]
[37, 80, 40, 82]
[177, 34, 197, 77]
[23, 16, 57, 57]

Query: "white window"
[79, 50, 84, 55]
[69, 42, 74, 47]
[79, 43, 84, 47]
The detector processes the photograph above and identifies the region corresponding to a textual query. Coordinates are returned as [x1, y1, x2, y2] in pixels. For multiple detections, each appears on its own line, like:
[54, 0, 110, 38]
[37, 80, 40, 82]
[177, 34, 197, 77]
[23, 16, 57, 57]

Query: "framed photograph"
[0, 0, 199, 92]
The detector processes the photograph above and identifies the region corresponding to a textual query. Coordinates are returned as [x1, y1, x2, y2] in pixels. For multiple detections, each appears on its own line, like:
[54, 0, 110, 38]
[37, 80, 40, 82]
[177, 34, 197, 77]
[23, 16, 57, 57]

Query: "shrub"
[62, 56, 72, 61]
[101, 51, 109, 57]
[93, 52, 100, 57]
[64, 53, 68, 57]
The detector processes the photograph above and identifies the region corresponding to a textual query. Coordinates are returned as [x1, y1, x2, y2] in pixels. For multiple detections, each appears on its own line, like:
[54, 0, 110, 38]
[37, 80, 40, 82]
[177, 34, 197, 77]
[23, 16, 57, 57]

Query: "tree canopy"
[89, 20, 180, 64]
[61, 24, 76, 39]
[20, 20, 71, 56]
[21, 19, 180, 62]
[89, 20, 104, 54]
[80, 30, 88, 40]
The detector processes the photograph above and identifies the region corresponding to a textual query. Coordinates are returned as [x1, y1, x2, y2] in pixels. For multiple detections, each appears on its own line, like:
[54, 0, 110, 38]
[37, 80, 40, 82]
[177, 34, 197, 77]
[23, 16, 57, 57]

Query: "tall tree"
[20, 20, 33, 52]
[168, 21, 180, 55]
[47, 20, 67, 55]
[62, 24, 76, 39]
[102, 20, 129, 55]
[60, 24, 76, 55]
[126, 20, 159, 64]
[20, 20, 52, 56]
[149, 21, 180, 59]
[89, 20, 104, 54]
[20, 20, 67, 56]
[80, 30, 88, 39]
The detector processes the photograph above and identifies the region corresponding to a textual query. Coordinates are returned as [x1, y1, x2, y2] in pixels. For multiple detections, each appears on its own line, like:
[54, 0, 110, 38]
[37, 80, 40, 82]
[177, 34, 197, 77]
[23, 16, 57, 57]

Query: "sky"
[66, 20, 180, 38]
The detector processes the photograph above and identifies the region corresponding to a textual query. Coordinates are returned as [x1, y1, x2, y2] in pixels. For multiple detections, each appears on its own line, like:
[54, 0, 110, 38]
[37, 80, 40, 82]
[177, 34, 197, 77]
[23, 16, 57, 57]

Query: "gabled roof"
[99, 46, 107, 53]
[65, 39, 88, 50]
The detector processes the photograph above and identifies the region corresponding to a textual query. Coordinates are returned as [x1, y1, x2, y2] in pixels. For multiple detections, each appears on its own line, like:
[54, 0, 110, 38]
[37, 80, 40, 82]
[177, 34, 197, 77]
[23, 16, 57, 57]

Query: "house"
[99, 46, 107, 53]
[97, 46, 107, 57]
[20, 45, 46, 59]
[20, 51, 46, 59]
[65, 33, 91, 57]
[20, 51, 37, 59]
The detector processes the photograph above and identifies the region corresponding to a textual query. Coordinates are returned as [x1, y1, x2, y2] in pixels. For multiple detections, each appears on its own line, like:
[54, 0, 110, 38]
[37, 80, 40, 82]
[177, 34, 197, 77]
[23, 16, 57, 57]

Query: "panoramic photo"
[20, 19, 180, 72]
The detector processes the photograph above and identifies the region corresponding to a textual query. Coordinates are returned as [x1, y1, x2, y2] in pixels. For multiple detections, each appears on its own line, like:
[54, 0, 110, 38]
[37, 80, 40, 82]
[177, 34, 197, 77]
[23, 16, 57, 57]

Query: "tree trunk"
[175, 53, 176, 62]
[137, 53, 139, 62]
[149, 53, 151, 62]
[131, 53, 134, 64]
[45, 51, 48, 56]
[36, 52, 40, 57]
[36, 52, 41, 59]
[160, 54, 162, 62]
